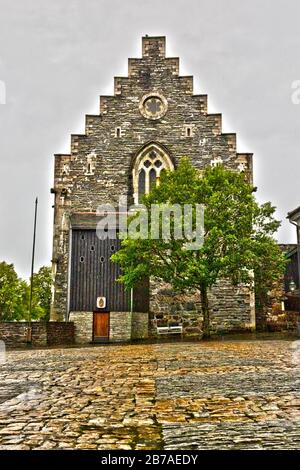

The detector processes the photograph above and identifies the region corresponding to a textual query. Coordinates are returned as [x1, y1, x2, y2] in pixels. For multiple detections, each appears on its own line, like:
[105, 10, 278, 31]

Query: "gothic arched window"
[133, 143, 174, 204]
[138, 168, 146, 199]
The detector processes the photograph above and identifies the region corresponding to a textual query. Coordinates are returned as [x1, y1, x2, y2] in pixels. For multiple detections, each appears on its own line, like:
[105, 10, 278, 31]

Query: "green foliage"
[112, 158, 286, 337]
[0, 262, 52, 322]
[0, 262, 25, 321]
[31, 266, 52, 321]
[254, 237, 287, 311]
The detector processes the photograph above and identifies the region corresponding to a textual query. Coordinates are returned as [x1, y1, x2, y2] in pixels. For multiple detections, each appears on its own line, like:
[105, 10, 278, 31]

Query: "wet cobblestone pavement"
[0, 338, 299, 450]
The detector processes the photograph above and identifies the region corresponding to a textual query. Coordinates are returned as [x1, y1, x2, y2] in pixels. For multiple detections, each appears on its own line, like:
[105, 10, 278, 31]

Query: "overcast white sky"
[0, 0, 299, 279]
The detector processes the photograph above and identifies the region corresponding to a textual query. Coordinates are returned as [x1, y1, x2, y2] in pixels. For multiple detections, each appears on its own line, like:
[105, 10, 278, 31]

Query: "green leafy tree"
[0, 262, 52, 322]
[0, 262, 26, 321]
[254, 238, 287, 315]
[112, 158, 286, 337]
[31, 266, 52, 321]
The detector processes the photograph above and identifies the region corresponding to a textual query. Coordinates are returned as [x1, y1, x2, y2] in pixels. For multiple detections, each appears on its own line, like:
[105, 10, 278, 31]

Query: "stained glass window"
[133, 144, 174, 204]
[138, 168, 146, 202]
[149, 168, 157, 191]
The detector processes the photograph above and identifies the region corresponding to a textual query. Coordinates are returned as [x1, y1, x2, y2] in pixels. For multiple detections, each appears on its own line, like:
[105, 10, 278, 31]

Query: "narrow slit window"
[184, 125, 195, 137]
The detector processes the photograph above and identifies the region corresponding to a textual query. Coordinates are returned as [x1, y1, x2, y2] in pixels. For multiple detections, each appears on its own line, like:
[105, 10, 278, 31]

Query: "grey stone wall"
[0, 323, 47, 348]
[210, 280, 255, 332]
[131, 312, 149, 340]
[0, 322, 74, 348]
[150, 279, 255, 337]
[51, 35, 254, 330]
[69, 312, 93, 344]
[46, 322, 74, 345]
[66, 312, 148, 344]
[109, 312, 132, 342]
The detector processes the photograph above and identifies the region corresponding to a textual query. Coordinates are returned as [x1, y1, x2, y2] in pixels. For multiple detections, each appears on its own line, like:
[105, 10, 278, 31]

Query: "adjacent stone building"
[287, 207, 300, 294]
[50, 36, 256, 343]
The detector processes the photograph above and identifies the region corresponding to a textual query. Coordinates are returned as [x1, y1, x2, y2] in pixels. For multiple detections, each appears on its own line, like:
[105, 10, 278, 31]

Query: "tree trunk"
[200, 284, 210, 338]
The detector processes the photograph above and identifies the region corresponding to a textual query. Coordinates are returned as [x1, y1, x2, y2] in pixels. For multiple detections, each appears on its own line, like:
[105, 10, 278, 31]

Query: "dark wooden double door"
[93, 312, 109, 342]
[70, 230, 128, 312]
[70, 229, 150, 314]
[70, 229, 150, 343]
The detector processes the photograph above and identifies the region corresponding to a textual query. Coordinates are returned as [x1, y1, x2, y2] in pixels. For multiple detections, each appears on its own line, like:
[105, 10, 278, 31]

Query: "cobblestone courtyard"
[0, 338, 299, 450]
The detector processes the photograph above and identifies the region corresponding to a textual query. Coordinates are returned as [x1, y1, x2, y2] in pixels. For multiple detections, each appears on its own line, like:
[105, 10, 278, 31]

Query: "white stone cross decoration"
[85, 151, 97, 175]
[62, 164, 70, 176]
[237, 162, 247, 172]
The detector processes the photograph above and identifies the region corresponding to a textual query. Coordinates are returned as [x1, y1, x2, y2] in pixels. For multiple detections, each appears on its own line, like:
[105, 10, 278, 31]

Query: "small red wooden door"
[93, 312, 109, 341]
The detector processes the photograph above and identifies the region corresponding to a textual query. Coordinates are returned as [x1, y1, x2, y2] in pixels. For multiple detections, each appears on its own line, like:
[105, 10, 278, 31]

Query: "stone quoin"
[50, 36, 256, 342]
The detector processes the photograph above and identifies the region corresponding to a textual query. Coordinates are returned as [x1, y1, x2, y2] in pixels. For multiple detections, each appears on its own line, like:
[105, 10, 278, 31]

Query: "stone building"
[287, 207, 300, 294]
[50, 36, 256, 343]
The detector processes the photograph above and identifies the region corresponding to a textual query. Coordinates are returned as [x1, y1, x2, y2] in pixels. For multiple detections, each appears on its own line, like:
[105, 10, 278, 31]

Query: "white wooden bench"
[157, 325, 183, 336]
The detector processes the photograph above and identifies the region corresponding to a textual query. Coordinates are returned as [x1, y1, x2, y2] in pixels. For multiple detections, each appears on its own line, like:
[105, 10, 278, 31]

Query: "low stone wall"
[46, 322, 74, 345]
[69, 312, 93, 344]
[0, 322, 74, 348]
[0, 323, 46, 348]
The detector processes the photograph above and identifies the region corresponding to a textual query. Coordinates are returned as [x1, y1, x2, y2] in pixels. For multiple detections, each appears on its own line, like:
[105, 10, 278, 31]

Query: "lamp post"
[289, 280, 296, 293]
[27, 197, 38, 344]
